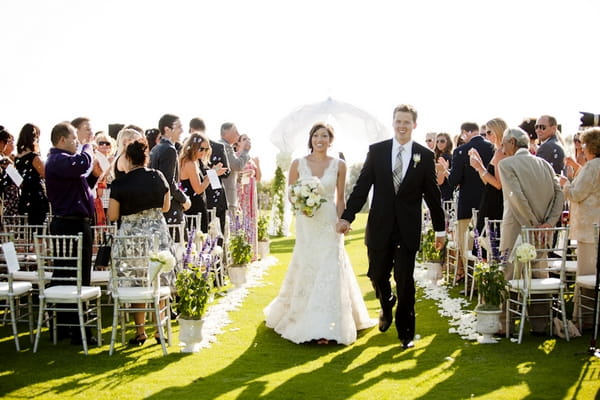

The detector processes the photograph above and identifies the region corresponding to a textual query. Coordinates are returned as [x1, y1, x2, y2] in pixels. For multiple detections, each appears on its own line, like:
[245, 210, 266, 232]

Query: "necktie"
[393, 145, 404, 193]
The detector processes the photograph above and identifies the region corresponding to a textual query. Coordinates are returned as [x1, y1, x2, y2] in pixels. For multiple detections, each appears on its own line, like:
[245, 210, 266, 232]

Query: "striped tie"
[393, 145, 404, 193]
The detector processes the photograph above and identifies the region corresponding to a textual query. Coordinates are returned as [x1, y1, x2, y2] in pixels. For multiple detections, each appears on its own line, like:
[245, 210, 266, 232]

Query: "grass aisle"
[1, 214, 600, 399]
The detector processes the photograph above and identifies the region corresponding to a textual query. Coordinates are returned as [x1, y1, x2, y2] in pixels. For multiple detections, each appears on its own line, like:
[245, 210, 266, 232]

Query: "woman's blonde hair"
[486, 118, 508, 147]
[116, 128, 142, 156]
[180, 132, 212, 168]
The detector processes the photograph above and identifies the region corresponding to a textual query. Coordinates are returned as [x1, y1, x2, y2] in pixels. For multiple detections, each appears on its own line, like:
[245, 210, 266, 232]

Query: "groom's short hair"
[393, 104, 418, 123]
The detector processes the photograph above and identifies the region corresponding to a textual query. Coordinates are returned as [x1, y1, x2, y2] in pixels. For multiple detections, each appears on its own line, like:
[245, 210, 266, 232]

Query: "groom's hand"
[336, 219, 351, 234]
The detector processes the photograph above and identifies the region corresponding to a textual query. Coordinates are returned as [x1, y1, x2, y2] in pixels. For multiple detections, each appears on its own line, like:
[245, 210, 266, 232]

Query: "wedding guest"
[535, 115, 565, 174]
[189, 117, 230, 235]
[236, 134, 262, 260]
[0, 127, 19, 216]
[45, 121, 99, 345]
[560, 127, 600, 328]
[15, 123, 49, 225]
[108, 138, 173, 346]
[468, 118, 507, 241]
[179, 133, 225, 234]
[71, 117, 94, 145]
[518, 117, 537, 154]
[564, 132, 587, 180]
[434, 132, 453, 201]
[498, 127, 564, 336]
[93, 132, 116, 225]
[425, 132, 436, 150]
[113, 128, 143, 181]
[145, 128, 161, 152]
[219, 123, 250, 212]
[150, 114, 191, 225]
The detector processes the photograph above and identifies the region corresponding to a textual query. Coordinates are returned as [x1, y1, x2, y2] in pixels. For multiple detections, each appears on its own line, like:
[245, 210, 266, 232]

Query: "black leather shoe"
[378, 295, 396, 332]
[401, 339, 414, 349]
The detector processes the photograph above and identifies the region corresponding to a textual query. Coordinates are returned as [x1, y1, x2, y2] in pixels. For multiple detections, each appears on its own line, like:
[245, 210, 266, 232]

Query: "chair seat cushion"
[91, 270, 111, 283]
[508, 277, 562, 291]
[576, 274, 596, 289]
[43, 285, 101, 302]
[12, 271, 52, 283]
[0, 281, 33, 296]
[114, 286, 171, 302]
[548, 260, 577, 273]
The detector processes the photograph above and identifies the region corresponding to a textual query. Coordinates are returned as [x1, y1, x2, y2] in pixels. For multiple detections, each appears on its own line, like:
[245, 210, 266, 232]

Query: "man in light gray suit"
[219, 122, 250, 211]
[498, 127, 564, 335]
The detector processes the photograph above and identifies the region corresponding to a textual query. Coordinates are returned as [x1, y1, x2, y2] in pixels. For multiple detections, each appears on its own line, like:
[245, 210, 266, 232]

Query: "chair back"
[111, 234, 159, 294]
[481, 217, 502, 260]
[34, 233, 84, 295]
[516, 226, 570, 287]
[0, 232, 17, 287]
[184, 214, 202, 239]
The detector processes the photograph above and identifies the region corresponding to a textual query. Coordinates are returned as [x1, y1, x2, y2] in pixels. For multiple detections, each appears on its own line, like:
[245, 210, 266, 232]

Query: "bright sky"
[2, 0, 599, 179]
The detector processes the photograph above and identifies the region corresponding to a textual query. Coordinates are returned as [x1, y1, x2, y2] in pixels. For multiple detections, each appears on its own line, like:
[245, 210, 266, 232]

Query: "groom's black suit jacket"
[342, 139, 445, 252]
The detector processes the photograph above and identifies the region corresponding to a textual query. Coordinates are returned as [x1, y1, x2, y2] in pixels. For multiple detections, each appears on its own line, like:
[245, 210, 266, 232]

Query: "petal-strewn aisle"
[196, 256, 278, 349]
[414, 263, 478, 341]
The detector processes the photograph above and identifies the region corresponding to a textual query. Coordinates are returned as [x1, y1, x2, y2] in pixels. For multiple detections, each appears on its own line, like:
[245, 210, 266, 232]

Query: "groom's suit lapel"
[382, 140, 394, 192]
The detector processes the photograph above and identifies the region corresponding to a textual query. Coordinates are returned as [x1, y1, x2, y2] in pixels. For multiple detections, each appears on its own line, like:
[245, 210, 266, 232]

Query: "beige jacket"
[563, 157, 600, 243]
[498, 148, 564, 255]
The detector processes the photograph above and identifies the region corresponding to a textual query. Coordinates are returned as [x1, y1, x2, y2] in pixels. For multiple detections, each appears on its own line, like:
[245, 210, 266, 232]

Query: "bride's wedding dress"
[264, 157, 376, 345]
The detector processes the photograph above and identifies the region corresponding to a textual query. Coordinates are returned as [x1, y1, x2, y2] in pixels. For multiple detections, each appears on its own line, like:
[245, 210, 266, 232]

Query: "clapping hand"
[212, 162, 228, 176]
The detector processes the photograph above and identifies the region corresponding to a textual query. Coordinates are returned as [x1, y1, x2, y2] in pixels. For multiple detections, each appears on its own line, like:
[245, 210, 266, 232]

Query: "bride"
[264, 122, 376, 345]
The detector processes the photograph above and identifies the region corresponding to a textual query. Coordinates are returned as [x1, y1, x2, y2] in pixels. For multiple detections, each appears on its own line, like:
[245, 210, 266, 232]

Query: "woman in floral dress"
[235, 134, 261, 260]
[0, 127, 19, 217]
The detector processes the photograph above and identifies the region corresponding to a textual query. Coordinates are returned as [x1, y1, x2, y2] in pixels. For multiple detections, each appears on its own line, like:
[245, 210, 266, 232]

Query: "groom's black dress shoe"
[401, 339, 414, 350]
[378, 295, 396, 332]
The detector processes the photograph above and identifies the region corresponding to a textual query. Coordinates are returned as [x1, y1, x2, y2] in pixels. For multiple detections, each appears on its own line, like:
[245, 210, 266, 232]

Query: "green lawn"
[1, 213, 599, 399]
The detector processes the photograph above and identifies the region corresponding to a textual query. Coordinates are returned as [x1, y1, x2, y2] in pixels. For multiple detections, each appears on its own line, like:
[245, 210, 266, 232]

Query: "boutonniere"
[412, 153, 421, 167]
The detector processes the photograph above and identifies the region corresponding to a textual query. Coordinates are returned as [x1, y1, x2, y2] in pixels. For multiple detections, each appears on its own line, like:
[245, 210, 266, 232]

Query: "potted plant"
[257, 215, 270, 260]
[227, 228, 252, 288]
[473, 251, 509, 344]
[421, 228, 445, 283]
[175, 266, 213, 353]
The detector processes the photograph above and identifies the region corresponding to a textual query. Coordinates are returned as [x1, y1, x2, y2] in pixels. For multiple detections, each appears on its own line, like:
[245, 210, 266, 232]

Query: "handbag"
[94, 232, 113, 268]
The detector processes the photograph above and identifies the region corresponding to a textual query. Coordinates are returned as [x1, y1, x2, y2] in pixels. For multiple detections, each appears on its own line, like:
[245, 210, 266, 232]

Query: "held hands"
[336, 219, 351, 234]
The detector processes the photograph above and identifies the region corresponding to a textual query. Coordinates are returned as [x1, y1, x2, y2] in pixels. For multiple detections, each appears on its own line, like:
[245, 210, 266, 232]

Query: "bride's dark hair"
[307, 122, 334, 152]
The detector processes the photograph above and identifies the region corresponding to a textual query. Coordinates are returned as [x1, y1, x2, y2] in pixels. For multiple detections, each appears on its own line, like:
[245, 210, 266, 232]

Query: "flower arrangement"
[473, 229, 508, 311]
[229, 229, 252, 265]
[257, 214, 269, 242]
[175, 229, 215, 320]
[289, 177, 326, 217]
[515, 243, 536, 263]
[148, 250, 176, 284]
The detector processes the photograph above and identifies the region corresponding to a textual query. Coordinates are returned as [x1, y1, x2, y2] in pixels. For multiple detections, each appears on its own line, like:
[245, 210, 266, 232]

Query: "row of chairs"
[438, 199, 598, 343]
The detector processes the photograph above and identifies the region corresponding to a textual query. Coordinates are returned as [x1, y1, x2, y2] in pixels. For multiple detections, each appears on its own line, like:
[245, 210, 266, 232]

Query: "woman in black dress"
[0, 127, 19, 217]
[108, 138, 173, 345]
[15, 123, 49, 225]
[434, 132, 454, 201]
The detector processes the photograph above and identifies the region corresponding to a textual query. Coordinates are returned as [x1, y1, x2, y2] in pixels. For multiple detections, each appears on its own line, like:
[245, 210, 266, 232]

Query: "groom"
[337, 104, 445, 349]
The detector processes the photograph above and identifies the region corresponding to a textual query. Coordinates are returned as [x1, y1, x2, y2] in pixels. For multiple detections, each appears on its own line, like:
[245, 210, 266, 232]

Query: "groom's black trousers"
[368, 240, 416, 342]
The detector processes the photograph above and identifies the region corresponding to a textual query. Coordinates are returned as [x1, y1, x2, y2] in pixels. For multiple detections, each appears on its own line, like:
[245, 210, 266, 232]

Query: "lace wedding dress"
[264, 157, 376, 345]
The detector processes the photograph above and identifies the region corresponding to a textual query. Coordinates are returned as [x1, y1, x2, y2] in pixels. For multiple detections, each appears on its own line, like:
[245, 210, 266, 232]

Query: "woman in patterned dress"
[0, 127, 19, 217]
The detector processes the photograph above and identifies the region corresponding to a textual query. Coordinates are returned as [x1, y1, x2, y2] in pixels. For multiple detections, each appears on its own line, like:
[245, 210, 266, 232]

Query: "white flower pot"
[423, 262, 442, 284]
[228, 264, 248, 288]
[476, 309, 502, 344]
[257, 240, 270, 259]
[178, 318, 204, 353]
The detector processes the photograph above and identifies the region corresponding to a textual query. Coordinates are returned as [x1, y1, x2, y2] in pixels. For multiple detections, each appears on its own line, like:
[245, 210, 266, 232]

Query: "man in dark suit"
[535, 114, 565, 174]
[444, 122, 495, 277]
[338, 104, 445, 349]
[150, 114, 191, 225]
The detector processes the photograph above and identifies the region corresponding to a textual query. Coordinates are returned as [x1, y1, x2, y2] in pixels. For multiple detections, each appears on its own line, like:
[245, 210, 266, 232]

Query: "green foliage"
[257, 214, 269, 242]
[229, 229, 252, 265]
[474, 261, 509, 310]
[175, 266, 212, 320]
[421, 228, 444, 262]
[271, 166, 286, 237]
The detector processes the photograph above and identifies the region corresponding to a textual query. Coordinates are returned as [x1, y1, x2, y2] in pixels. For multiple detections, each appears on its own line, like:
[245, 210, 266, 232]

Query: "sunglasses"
[426, 139, 434, 143]
[535, 124, 547, 131]
[98, 141, 111, 146]
[436, 139, 446, 143]
[198, 147, 210, 152]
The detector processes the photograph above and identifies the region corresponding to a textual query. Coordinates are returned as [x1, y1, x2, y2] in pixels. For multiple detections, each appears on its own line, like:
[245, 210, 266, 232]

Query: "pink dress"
[237, 159, 259, 261]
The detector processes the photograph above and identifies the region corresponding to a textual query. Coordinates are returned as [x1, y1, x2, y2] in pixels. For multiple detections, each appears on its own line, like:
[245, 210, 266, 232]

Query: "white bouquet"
[149, 250, 177, 284]
[515, 243, 537, 263]
[289, 177, 326, 217]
